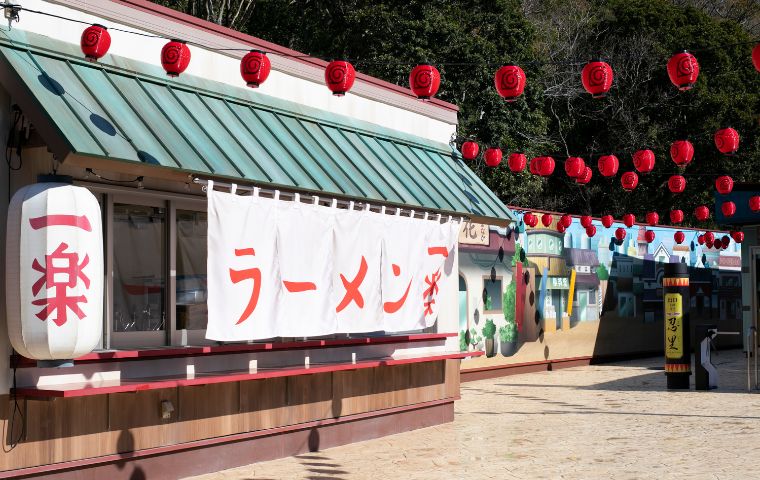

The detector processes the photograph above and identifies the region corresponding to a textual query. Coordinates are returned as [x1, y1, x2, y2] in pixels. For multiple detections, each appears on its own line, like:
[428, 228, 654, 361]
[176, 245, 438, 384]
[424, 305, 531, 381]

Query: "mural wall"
[458, 214, 743, 369]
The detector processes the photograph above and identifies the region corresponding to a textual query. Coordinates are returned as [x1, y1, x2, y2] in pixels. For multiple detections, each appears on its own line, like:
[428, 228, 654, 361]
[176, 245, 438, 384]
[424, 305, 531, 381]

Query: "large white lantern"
[6, 181, 103, 360]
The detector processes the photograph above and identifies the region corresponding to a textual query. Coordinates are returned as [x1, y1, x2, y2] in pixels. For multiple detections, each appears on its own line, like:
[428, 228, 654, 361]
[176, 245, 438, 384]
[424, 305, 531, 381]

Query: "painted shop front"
[0, 1, 514, 477]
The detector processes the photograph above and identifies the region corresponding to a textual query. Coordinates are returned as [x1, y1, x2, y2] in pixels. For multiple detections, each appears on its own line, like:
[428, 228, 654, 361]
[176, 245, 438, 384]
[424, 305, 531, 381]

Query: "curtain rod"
[192, 178, 468, 223]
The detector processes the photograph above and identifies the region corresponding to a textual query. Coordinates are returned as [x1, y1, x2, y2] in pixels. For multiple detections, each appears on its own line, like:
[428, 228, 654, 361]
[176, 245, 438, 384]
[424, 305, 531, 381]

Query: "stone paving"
[189, 350, 760, 480]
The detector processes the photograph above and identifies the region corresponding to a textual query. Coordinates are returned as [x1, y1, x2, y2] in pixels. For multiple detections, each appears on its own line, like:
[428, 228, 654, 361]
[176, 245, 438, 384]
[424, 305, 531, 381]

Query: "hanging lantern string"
[10, 6, 760, 67]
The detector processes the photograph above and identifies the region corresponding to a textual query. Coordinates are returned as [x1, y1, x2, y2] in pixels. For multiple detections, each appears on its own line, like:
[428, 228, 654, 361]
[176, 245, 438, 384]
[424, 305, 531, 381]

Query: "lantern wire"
[3, 355, 25, 452]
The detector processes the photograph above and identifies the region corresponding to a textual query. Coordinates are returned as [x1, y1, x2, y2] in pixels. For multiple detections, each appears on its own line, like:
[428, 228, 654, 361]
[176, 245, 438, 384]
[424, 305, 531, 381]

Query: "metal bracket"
[3, 2, 20, 30]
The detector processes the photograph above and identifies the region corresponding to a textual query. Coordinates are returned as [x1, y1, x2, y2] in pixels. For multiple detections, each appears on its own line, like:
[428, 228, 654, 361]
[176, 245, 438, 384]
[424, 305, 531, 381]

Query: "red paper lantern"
[586, 225, 596, 237]
[240, 50, 271, 88]
[580, 215, 593, 228]
[667, 51, 700, 91]
[80, 24, 111, 62]
[721, 201, 736, 218]
[670, 140, 694, 167]
[557, 223, 566, 234]
[646, 212, 659, 226]
[565, 157, 585, 178]
[494, 65, 526, 102]
[715, 176, 734, 195]
[731, 231, 744, 243]
[753, 44, 760, 72]
[601, 215, 614, 228]
[161, 40, 191, 77]
[597, 154, 619, 178]
[632, 149, 655, 174]
[560, 214, 572, 228]
[531, 156, 555, 177]
[529, 157, 538, 174]
[622, 213, 635, 228]
[508, 153, 527, 173]
[674, 231, 685, 244]
[751, 196, 760, 212]
[697, 234, 705, 245]
[325, 60, 356, 96]
[484, 148, 502, 167]
[576, 166, 593, 184]
[615, 227, 626, 242]
[409, 64, 441, 100]
[541, 213, 553, 227]
[694, 205, 710, 222]
[524, 213, 538, 228]
[714, 128, 740, 154]
[704, 231, 715, 244]
[644, 230, 656, 243]
[670, 209, 684, 224]
[461, 141, 479, 161]
[581, 59, 613, 98]
[621, 171, 639, 191]
[705, 239, 714, 249]
[668, 175, 686, 194]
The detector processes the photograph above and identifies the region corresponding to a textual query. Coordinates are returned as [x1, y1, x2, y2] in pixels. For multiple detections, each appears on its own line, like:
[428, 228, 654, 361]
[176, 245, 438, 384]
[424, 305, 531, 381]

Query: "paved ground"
[189, 350, 760, 480]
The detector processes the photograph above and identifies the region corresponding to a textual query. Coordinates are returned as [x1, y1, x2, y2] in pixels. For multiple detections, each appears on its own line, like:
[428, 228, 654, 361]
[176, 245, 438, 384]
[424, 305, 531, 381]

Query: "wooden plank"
[239, 377, 288, 431]
[331, 367, 374, 417]
[108, 389, 179, 451]
[285, 373, 333, 425]
[175, 383, 240, 441]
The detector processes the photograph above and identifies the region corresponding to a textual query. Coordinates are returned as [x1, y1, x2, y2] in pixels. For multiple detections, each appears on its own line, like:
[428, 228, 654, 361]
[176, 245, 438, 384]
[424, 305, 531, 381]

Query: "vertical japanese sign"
[206, 187, 459, 341]
[664, 293, 683, 359]
[662, 262, 691, 389]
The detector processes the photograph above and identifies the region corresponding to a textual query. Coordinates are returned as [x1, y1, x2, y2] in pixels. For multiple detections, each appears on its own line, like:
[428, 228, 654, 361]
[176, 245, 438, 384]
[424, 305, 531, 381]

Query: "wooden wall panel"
[239, 377, 288, 432]
[285, 373, 333, 426]
[108, 389, 179, 452]
[445, 359, 461, 398]
[175, 383, 241, 442]
[332, 368, 374, 417]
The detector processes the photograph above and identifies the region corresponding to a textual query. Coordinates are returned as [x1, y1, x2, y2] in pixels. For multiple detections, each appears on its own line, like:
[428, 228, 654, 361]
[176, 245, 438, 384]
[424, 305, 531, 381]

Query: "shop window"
[483, 277, 503, 313]
[176, 210, 208, 332]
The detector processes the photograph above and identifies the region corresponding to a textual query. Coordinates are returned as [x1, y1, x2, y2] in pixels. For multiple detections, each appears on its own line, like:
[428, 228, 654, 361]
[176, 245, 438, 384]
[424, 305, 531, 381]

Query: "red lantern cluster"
[622, 213, 635, 228]
[720, 235, 731, 249]
[621, 171, 639, 191]
[714, 127, 740, 154]
[541, 214, 553, 227]
[601, 215, 614, 228]
[646, 212, 659, 226]
[531, 156, 555, 177]
[674, 231, 685, 244]
[580, 215, 593, 228]
[240, 50, 271, 88]
[670, 209, 684, 224]
[581, 60, 613, 98]
[484, 148, 502, 167]
[715, 175, 734, 195]
[161, 40, 191, 77]
[586, 225, 596, 237]
[494, 65, 526, 102]
[668, 175, 686, 194]
[597, 154, 619, 178]
[325, 60, 356, 96]
[576, 166, 593, 184]
[694, 205, 710, 222]
[644, 230, 656, 243]
[524, 212, 538, 228]
[632, 149, 655, 174]
[751, 196, 760, 213]
[508, 153, 527, 173]
[409, 64, 441, 100]
[721, 201, 736, 218]
[667, 51, 700, 91]
[80, 24, 111, 62]
[615, 227, 626, 242]
[670, 140, 694, 167]
[461, 141, 479, 161]
[565, 157, 585, 178]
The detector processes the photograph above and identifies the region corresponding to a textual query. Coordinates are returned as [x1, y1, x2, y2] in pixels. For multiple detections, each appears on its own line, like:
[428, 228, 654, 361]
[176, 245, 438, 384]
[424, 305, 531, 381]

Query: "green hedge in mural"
[502, 280, 517, 338]
[482, 319, 496, 340]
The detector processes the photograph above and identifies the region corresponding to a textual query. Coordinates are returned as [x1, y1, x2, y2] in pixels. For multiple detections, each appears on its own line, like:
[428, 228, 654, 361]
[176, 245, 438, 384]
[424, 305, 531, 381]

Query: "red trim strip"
[0, 396, 458, 479]
[13, 351, 477, 398]
[12, 333, 457, 368]
[29, 215, 92, 231]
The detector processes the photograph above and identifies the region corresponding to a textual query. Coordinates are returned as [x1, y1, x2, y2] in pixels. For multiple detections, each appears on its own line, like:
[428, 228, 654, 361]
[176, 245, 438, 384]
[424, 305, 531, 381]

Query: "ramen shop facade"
[0, 1, 514, 477]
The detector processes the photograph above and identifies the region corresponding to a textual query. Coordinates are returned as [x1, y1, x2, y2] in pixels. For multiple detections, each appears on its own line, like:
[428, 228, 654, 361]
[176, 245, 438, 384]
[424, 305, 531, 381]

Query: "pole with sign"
[663, 262, 691, 389]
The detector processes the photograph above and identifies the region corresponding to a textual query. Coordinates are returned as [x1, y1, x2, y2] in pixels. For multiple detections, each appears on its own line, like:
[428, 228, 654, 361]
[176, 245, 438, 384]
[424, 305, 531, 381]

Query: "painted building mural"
[458, 213, 743, 368]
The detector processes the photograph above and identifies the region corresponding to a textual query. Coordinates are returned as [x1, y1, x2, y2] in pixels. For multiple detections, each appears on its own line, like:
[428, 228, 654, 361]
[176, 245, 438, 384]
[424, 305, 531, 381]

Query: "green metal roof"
[0, 29, 514, 222]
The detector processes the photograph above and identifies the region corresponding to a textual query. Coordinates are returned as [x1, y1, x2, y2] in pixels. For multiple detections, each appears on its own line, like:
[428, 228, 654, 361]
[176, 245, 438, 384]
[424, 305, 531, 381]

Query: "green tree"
[502, 280, 517, 336]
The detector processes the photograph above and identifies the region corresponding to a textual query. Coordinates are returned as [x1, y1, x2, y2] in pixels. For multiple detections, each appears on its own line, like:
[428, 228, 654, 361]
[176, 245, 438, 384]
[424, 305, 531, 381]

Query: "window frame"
[482, 275, 504, 314]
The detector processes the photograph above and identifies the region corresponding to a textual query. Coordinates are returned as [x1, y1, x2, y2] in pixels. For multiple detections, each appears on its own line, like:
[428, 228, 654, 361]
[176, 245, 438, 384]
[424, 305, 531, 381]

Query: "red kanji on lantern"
[667, 51, 700, 91]
[240, 50, 271, 88]
[714, 128, 739, 154]
[484, 148, 502, 167]
[721, 201, 736, 218]
[580, 215, 593, 228]
[409, 64, 441, 100]
[670, 140, 694, 167]
[715, 176, 734, 195]
[646, 212, 659, 226]
[581, 59, 613, 98]
[601, 215, 614, 228]
[598, 154, 619, 178]
[325, 60, 356, 96]
[674, 231, 685, 244]
[494, 65, 526, 102]
[560, 214, 572, 228]
[586, 225, 596, 237]
[670, 209, 684, 224]
[644, 230, 656, 243]
[622, 213, 635, 228]
[532, 156, 555, 177]
[621, 171, 638, 191]
[524, 212, 538, 227]
[508, 153, 527, 173]
[694, 205, 710, 222]
[615, 227, 626, 242]
[632, 149, 655, 174]
[80, 24, 111, 62]
[576, 166, 593, 184]
[565, 157, 585, 178]
[461, 141, 479, 161]
[751, 196, 760, 212]
[31, 242, 90, 327]
[668, 175, 686, 194]
[731, 231, 744, 243]
[161, 40, 191, 77]
[541, 213, 553, 227]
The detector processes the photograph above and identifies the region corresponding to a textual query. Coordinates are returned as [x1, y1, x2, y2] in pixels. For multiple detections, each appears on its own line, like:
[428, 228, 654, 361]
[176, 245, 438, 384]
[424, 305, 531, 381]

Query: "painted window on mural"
[483, 278, 503, 312]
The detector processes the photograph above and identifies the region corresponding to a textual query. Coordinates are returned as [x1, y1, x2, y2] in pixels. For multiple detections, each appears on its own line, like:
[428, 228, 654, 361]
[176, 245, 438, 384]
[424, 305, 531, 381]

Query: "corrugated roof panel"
[0, 31, 515, 222]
